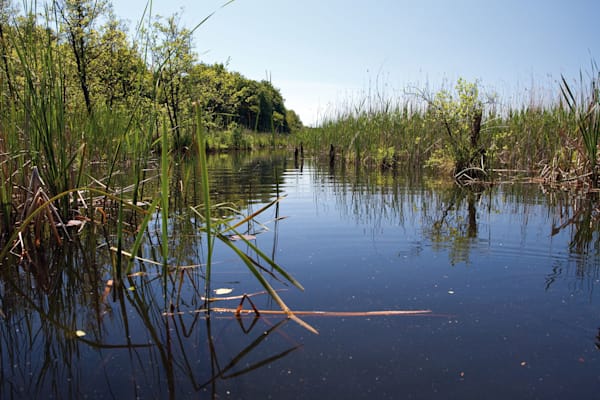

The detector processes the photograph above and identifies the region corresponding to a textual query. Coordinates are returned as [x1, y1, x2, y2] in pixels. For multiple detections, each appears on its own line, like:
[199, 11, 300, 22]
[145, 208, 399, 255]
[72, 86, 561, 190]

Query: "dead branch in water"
[163, 307, 434, 318]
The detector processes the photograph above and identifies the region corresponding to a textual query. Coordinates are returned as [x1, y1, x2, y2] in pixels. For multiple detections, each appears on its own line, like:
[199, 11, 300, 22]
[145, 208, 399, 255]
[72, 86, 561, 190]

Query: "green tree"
[427, 78, 486, 178]
[55, 0, 110, 115]
[0, 0, 16, 101]
[191, 63, 241, 129]
[255, 80, 287, 132]
[94, 12, 146, 108]
[285, 109, 303, 133]
[151, 14, 195, 146]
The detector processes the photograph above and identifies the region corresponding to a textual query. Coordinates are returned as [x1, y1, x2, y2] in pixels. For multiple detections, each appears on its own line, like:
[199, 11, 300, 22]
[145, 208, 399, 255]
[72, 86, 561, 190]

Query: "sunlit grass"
[561, 63, 600, 185]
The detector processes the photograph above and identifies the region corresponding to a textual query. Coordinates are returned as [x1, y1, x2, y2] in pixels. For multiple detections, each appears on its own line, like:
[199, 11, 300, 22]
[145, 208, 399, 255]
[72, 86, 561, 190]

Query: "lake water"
[2, 153, 600, 399]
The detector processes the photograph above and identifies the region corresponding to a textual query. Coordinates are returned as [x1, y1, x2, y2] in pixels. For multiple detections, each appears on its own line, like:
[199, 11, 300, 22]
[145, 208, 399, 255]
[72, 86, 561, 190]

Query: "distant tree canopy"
[190, 63, 293, 133]
[0, 0, 302, 137]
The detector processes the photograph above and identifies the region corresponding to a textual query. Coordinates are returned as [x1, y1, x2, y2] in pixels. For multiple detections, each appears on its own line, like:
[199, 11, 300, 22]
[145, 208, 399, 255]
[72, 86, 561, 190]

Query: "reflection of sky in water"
[270, 165, 600, 399]
[2, 158, 600, 399]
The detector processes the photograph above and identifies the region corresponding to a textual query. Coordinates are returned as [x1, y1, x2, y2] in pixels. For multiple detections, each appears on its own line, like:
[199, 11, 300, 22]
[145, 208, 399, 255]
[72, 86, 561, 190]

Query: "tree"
[151, 14, 195, 146]
[426, 78, 487, 178]
[0, 0, 16, 101]
[255, 80, 287, 132]
[94, 12, 146, 108]
[189, 63, 294, 134]
[285, 109, 303, 133]
[55, 0, 110, 115]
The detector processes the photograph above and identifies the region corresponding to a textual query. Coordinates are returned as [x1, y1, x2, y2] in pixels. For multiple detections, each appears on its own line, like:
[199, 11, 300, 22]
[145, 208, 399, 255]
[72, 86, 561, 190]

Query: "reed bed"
[296, 78, 591, 186]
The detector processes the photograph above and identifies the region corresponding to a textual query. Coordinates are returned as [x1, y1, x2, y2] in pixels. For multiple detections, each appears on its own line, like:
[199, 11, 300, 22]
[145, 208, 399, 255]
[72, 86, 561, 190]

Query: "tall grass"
[561, 63, 600, 185]
[297, 78, 581, 181]
[12, 10, 74, 213]
[0, 1, 315, 336]
[297, 98, 431, 169]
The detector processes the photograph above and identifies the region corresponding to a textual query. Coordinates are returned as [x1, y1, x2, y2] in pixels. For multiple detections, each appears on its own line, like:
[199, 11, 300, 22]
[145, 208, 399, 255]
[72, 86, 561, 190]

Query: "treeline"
[0, 0, 302, 145]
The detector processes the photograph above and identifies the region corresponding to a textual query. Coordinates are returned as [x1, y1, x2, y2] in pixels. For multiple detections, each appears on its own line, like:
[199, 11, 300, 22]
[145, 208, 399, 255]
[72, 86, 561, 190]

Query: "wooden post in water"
[329, 144, 335, 169]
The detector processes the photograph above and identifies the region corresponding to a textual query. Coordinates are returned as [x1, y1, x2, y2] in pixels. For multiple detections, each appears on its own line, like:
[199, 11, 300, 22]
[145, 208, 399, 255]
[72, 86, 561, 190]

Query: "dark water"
[2, 153, 600, 399]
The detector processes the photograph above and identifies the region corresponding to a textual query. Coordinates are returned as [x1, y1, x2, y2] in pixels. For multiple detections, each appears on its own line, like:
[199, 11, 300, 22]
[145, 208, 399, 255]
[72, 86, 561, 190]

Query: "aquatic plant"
[423, 79, 488, 180]
[191, 105, 317, 333]
[0, 1, 319, 341]
[560, 63, 600, 186]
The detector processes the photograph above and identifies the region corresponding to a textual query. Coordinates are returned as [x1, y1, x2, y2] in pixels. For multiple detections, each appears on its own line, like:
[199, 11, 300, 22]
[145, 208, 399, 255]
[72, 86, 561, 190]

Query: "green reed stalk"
[194, 105, 214, 301]
[0, 167, 10, 238]
[561, 67, 600, 184]
[161, 117, 170, 265]
[115, 196, 124, 278]
[9, 8, 80, 214]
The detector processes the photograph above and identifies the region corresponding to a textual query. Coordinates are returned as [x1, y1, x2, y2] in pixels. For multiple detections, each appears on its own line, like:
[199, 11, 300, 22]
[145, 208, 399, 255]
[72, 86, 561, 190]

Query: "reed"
[296, 78, 585, 183]
[195, 105, 215, 301]
[191, 105, 316, 332]
[560, 63, 600, 185]
[11, 10, 74, 213]
[296, 96, 440, 169]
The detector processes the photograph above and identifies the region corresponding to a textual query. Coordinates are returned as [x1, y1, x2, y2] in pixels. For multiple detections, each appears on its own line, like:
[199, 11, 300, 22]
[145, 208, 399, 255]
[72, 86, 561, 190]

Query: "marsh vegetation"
[1, 1, 600, 398]
[297, 68, 600, 188]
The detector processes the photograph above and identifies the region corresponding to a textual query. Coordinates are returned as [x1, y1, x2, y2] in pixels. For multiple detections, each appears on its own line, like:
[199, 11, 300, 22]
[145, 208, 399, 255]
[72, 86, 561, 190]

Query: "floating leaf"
[228, 234, 256, 241]
[214, 288, 233, 295]
[75, 330, 86, 337]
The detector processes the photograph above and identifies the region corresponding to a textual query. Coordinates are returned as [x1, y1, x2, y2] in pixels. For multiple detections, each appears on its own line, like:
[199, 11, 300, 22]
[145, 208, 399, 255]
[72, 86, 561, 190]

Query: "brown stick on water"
[163, 308, 434, 317]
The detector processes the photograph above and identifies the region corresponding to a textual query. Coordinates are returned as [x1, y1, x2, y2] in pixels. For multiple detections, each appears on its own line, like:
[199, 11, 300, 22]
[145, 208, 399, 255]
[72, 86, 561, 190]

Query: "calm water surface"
[2, 153, 600, 399]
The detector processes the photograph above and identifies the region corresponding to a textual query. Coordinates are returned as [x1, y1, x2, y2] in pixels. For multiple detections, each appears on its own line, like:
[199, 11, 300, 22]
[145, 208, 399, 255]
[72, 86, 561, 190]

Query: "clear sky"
[113, 0, 600, 126]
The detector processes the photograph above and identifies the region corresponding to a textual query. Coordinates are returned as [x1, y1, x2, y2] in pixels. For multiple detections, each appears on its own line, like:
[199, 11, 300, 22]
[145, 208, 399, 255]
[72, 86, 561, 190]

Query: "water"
[2, 153, 600, 399]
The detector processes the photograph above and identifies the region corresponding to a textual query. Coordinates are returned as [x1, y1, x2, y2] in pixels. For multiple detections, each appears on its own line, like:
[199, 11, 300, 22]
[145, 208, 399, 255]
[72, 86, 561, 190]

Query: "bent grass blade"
[216, 232, 318, 334]
[0, 187, 148, 264]
[217, 224, 304, 291]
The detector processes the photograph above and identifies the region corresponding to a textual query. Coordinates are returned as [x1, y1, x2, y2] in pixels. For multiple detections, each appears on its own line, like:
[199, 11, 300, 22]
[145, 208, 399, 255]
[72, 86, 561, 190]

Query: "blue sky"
[113, 0, 600, 126]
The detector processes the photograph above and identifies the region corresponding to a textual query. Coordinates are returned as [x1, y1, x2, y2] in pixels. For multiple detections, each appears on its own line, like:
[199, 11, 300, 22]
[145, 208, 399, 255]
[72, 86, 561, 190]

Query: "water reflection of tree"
[311, 163, 490, 264]
[311, 162, 420, 234]
[552, 192, 600, 254]
[0, 164, 299, 399]
[548, 190, 600, 271]
[204, 151, 289, 207]
[422, 185, 486, 265]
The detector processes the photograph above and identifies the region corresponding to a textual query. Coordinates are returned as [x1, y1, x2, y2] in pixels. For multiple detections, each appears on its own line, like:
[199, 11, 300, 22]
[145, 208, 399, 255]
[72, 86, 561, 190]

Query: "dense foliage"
[0, 0, 300, 140]
[0, 0, 302, 241]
